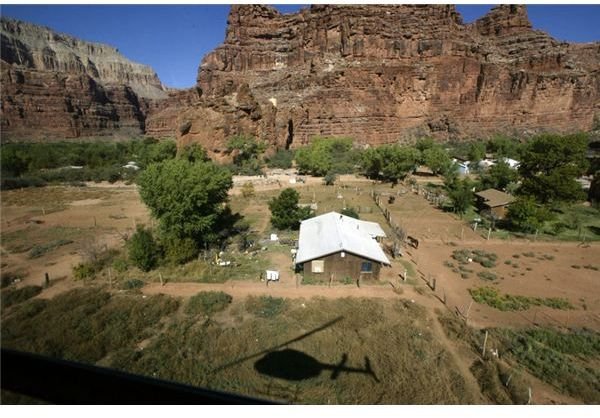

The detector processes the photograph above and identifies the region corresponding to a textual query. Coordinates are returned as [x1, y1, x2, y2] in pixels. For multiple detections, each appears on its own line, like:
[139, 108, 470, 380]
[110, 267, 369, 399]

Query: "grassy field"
[437, 312, 600, 404]
[1, 287, 476, 404]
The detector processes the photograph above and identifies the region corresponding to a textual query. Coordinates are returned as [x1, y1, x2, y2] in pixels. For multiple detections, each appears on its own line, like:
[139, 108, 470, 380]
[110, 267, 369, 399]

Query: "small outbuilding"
[475, 188, 516, 220]
[295, 212, 390, 282]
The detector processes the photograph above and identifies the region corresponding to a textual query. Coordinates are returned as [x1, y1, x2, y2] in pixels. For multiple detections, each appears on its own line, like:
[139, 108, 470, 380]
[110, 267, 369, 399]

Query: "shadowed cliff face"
[146, 4, 599, 157]
[0, 17, 167, 141]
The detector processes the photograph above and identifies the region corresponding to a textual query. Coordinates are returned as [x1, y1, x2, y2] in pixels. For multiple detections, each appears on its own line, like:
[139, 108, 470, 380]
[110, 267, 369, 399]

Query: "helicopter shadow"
[211, 316, 379, 383]
[254, 348, 379, 382]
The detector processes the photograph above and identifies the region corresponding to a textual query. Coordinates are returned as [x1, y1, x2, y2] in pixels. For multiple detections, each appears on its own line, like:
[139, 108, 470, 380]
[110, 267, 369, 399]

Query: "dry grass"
[1, 288, 477, 404]
[109, 296, 475, 404]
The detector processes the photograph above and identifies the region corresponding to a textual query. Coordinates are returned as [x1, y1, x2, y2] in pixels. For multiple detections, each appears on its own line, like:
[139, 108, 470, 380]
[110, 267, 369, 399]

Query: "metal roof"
[295, 212, 390, 265]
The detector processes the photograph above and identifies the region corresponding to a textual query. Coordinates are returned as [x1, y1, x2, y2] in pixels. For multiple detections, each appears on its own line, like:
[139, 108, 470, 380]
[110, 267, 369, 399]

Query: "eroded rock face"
[0, 17, 167, 140]
[155, 4, 599, 156]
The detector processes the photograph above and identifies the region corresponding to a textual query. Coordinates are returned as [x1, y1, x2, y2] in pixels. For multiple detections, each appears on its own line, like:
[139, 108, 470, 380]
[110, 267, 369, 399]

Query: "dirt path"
[427, 312, 486, 404]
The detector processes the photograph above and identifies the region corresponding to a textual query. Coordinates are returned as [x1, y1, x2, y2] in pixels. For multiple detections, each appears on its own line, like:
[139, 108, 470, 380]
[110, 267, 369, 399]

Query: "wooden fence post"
[482, 330, 488, 358]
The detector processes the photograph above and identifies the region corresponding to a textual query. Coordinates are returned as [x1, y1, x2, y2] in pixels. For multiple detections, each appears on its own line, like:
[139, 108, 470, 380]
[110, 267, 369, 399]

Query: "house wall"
[490, 205, 508, 220]
[301, 251, 382, 282]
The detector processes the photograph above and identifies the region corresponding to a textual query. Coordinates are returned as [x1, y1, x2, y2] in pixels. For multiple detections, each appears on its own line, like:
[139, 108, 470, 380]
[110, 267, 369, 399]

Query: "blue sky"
[2, 4, 599, 89]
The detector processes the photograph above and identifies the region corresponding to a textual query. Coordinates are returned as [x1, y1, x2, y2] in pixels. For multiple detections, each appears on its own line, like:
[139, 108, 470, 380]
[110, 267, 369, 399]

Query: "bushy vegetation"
[518, 133, 589, 204]
[341, 207, 359, 219]
[185, 291, 233, 316]
[1, 288, 179, 364]
[121, 279, 145, 290]
[451, 249, 497, 268]
[265, 149, 294, 169]
[1, 139, 176, 189]
[269, 188, 313, 230]
[137, 157, 233, 244]
[28, 239, 73, 259]
[469, 287, 573, 311]
[295, 137, 359, 176]
[1, 285, 43, 311]
[226, 135, 266, 175]
[494, 328, 600, 403]
[361, 144, 421, 183]
[244, 295, 287, 318]
[127, 226, 161, 272]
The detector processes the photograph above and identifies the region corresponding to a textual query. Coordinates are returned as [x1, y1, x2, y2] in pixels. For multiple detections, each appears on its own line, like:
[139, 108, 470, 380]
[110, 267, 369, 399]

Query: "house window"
[361, 261, 373, 273]
[312, 260, 324, 273]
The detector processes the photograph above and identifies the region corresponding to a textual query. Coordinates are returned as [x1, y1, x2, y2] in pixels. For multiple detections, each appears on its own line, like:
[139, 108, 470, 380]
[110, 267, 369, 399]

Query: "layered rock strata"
[1, 17, 167, 140]
[147, 4, 599, 155]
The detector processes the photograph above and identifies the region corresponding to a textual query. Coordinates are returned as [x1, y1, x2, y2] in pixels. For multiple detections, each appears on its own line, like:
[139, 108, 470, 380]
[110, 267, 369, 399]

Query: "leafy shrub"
[127, 226, 160, 272]
[185, 291, 232, 316]
[0, 176, 47, 190]
[162, 236, 198, 265]
[28, 239, 73, 259]
[477, 271, 497, 281]
[121, 279, 145, 290]
[1, 285, 43, 310]
[112, 257, 129, 273]
[245, 295, 286, 318]
[341, 207, 359, 219]
[323, 172, 336, 186]
[265, 149, 293, 169]
[72, 262, 96, 280]
[469, 287, 573, 311]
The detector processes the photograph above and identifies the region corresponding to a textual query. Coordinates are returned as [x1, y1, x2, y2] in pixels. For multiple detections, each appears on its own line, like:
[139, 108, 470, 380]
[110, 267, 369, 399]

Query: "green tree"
[518, 133, 589, 203]
[507, 197, 552, 233]
[480, 161, 519, 191]
[265, 149, 294, 169]
[447, 179, 474, 217]
[295, 137, 356, 176]
[589, 172, 600, 208]
[161, 235, 199, 265]
[269, 188, 312, 230]
[137, 159, 233, 243]
[0, 147, 29, 176]
[127, 226, 160, 272]
[487, 135, 522, 159]
[380, 145, 421, 183]
[415, 137, 436, 152]
[341, 207, 360, 219]
[423, 145, 453, 175]
[139, 140, 177, 166]
[226, 134, 266, 175]
[178, 143, 210, 163]
[467, 142, 486, 163]
[361, 147, 383, 179]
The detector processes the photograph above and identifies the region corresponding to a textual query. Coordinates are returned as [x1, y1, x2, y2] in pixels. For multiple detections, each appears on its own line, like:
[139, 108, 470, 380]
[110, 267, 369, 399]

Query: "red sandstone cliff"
[1, 17, 167, 140]
[146, 4, 599, 155]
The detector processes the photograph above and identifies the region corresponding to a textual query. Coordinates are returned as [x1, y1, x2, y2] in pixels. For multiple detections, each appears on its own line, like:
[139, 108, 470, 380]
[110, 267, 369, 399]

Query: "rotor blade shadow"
[211, 316, 344, 373]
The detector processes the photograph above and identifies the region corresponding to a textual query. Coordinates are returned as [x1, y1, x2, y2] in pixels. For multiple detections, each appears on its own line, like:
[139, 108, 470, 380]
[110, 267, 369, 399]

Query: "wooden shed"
[295, 212, 390, 282]
[475, 189, 516, 220]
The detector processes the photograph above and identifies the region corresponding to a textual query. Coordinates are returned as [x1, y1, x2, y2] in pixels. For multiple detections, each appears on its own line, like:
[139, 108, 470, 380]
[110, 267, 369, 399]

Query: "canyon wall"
[1, 17, 167, 140]
[147, 4, 599, 155]
[2, 5, 599, 151]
